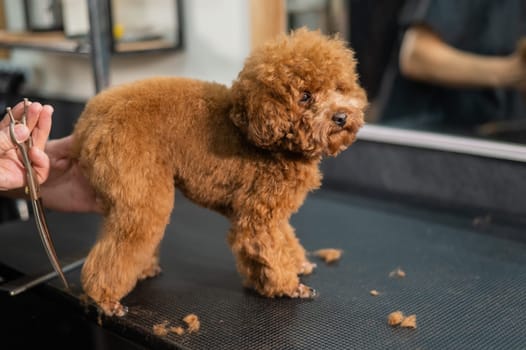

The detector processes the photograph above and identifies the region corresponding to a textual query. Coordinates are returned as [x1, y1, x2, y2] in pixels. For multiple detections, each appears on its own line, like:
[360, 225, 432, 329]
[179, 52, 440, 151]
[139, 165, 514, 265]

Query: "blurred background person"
[375, 0, 526, 141]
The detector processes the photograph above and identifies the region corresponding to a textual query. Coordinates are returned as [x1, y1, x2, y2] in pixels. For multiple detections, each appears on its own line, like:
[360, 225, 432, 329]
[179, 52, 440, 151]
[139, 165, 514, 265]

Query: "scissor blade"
[31, 198, 70, 290]
[0, 258, 84, 296]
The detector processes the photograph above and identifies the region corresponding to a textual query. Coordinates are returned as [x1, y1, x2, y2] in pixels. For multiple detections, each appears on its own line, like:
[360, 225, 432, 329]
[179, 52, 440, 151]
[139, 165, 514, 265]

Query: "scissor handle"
[6, 103, 40, 201]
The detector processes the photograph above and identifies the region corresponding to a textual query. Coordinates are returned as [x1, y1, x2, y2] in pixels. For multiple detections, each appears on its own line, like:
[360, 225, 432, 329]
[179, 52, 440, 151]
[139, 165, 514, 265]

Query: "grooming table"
[1, 190, 525, 349]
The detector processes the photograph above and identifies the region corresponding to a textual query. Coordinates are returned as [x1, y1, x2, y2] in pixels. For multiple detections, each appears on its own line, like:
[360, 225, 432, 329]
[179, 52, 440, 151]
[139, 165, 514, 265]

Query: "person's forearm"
[399, 25, 516, 88]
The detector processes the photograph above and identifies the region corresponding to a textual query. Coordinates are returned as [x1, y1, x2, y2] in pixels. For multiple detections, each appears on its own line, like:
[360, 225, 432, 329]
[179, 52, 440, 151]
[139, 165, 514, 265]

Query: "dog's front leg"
[228, 218, 316, 298]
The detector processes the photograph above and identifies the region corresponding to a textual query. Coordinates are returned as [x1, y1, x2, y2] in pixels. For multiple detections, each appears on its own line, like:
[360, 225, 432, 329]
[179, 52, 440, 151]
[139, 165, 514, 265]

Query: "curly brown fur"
[72, 28, 367, 316]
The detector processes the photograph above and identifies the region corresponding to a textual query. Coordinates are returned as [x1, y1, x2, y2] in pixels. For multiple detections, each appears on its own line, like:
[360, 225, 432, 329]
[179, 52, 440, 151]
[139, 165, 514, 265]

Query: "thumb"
[0, 124, 29, 154]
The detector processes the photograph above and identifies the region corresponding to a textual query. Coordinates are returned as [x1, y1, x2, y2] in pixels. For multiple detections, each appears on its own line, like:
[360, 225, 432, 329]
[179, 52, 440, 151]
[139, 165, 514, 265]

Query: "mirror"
[286, 0, 526, 157]
[60, 0, 182, 54]
[109, 0, 182, 53]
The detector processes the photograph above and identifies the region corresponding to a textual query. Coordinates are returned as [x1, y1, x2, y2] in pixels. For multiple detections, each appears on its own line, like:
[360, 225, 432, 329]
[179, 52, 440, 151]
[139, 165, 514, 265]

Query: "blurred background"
[1, 0, 525, 144]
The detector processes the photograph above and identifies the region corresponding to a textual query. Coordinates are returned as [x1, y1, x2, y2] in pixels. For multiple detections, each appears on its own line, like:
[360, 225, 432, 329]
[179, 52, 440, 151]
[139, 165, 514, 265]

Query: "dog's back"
[72, 77, 232, 161]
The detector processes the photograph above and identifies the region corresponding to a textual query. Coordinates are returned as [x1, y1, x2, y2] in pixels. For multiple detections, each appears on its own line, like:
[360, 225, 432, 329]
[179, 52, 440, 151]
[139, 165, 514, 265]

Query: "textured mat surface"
[1, 191, 525, 349]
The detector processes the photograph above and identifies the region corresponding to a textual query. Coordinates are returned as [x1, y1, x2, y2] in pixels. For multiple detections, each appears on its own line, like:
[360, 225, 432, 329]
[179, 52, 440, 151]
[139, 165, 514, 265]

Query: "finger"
[29, 146, 50, 184]
[0, 101, 28, 127]
[31, 105, 53, 150]
[45, 135, 74, 160]
[23, 101, 43, 131]
[0, 124, 29, 154]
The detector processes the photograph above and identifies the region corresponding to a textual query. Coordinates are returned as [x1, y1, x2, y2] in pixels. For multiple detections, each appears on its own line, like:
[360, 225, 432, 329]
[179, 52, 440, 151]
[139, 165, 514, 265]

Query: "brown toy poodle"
[72, 28, 367, 316]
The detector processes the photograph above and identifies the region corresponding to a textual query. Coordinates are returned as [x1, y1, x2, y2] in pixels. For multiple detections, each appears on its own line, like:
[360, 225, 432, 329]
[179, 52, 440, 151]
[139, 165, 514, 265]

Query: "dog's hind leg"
[281, 222, 317, 275]
[81, 172, 174, 316]
[138, 246, 162, 280]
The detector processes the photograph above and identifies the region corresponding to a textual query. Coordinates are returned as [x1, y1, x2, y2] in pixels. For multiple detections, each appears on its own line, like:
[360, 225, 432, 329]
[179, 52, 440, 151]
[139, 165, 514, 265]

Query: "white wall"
[4, 0, 251, 101]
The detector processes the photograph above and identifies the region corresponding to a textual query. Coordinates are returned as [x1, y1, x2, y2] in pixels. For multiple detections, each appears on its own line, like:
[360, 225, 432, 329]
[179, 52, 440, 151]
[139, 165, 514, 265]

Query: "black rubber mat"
[1, 191, 525, 349]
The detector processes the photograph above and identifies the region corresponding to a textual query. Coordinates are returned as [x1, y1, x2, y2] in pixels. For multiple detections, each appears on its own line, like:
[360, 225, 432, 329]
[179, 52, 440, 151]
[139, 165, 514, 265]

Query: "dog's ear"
[230, 79, 291, 149]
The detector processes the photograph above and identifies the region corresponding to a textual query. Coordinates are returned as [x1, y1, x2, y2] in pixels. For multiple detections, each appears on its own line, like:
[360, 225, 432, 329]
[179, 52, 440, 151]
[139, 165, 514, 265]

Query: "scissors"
[6, 99, 70, 290]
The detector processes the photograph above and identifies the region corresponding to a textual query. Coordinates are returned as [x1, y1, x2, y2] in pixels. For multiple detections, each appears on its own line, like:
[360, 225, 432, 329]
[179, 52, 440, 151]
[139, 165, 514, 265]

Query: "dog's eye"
[299, 91, 312, 104]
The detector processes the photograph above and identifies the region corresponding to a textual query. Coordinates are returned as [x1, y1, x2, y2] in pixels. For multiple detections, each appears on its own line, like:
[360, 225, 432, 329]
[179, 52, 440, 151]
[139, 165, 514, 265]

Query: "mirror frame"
[358, 124, 526, 163]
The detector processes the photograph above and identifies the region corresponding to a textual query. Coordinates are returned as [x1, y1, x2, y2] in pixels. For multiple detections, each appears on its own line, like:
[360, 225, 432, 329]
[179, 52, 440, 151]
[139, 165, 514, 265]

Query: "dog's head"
[230, 28, 367, 158]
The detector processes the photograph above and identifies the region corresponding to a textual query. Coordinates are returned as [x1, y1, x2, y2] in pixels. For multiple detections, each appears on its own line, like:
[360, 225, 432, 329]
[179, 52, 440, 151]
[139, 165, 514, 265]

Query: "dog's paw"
[291, 283, 317, 298]
[138, 263, 162, 280]
[100, 300, 129, 317]
[299, 261, 317, 275]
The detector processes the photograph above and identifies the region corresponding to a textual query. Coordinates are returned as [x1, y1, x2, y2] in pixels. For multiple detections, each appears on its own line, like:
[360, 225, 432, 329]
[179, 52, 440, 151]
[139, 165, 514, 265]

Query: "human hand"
[501, 38, 526, 93]
[0, 101, 53, 191]
[41, 135, 102, 213]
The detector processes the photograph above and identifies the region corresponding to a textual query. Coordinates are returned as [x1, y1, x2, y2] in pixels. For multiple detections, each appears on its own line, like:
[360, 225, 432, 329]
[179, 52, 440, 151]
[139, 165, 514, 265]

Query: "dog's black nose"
[332, 113, 347, 127]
